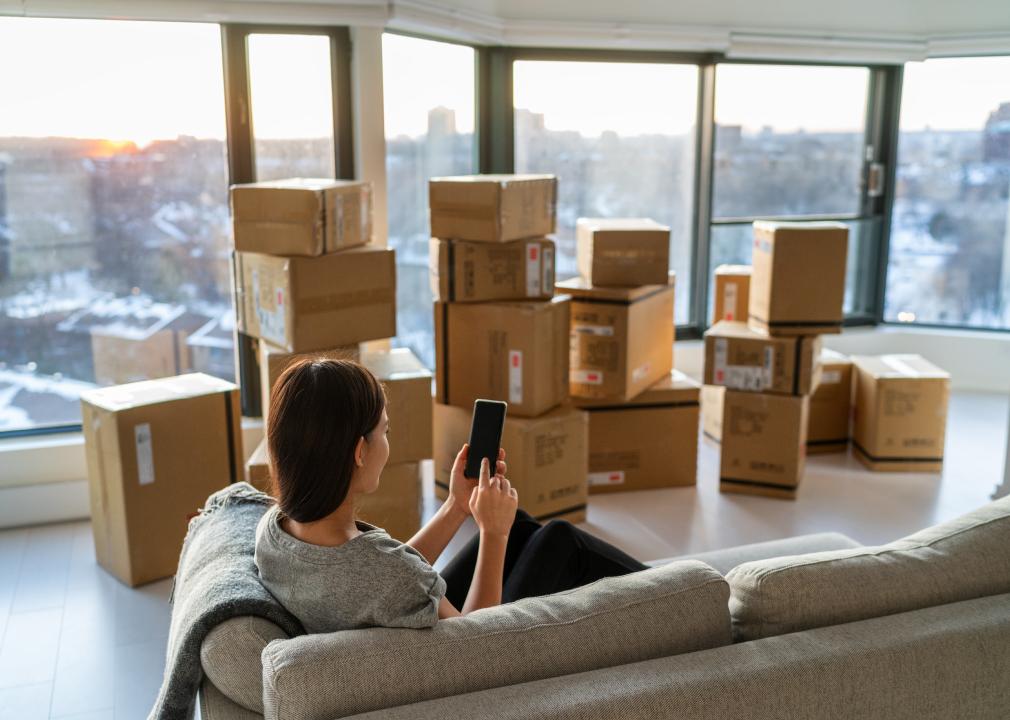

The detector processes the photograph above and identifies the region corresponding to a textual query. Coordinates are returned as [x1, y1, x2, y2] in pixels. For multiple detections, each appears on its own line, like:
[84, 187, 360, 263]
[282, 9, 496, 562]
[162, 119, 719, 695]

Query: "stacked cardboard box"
[430, 175, 589, 522]
[230, 178, 430, 540]
[703, 221, 848, 499]
[807, 348, 854, 454]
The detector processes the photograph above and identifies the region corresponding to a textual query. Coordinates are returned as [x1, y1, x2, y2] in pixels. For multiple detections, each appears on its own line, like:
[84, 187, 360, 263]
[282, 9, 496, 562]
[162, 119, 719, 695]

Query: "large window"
[513, 60, 698, 325]
[886, 56, 1010, 329]
[382, 33, 476, 368]
[0, 18, 232, 433]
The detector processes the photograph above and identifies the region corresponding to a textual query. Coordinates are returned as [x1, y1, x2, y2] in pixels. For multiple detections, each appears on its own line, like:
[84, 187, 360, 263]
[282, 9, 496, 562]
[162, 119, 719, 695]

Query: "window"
[0, 18, 231, 433]
[886, 56, 1010, 329]
[513, 60, 698, 325]
[382, 33, 476, 368]
[247, 33, 337, 181]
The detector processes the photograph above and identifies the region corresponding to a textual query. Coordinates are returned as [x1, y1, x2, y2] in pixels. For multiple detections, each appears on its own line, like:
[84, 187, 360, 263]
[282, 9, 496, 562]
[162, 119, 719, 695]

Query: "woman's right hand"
[469, 457, 518, 538]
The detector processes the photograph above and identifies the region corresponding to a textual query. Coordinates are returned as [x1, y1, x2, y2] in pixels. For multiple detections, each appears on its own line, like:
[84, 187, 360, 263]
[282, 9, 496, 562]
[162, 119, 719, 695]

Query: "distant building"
[984, 102, 1010, 162]
[428, 106, 457, 138]
[716, 124, 743, 152]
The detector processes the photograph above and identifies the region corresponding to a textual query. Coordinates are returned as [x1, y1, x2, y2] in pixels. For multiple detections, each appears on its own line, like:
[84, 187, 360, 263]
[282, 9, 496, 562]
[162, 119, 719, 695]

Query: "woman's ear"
[354, 436, 366, 467]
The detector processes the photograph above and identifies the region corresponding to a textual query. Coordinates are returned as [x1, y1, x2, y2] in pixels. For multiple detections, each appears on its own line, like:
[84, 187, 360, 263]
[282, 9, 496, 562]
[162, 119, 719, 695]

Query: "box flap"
[714, 264, 752, 277]
[853, 354, 950, 380]
[81, 373, 236, 412]
[576, 369, 699, 409]
[360, 348, 431, 381]
[557, 274, 674, 302]
[576, 217, 670, 233]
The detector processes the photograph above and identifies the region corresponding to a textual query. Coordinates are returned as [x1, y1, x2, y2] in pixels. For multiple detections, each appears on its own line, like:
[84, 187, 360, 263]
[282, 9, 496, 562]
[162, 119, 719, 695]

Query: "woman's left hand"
[448, 444, 506, 517]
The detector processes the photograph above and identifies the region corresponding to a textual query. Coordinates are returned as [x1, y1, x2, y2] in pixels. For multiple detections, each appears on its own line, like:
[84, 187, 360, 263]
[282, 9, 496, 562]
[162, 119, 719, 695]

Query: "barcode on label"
[542, 247, 554, 294]
[525, 243, 542, 297]
[589, 471, 625, 486]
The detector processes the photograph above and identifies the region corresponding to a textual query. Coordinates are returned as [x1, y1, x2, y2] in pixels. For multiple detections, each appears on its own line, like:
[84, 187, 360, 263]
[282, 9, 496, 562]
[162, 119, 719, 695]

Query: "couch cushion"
[262, 560, 729, 720]
[647, 532, 862, 575]
[727, 496, 1010, 641]
[201, 616, 289, 713]
[199, 677, 265, 720]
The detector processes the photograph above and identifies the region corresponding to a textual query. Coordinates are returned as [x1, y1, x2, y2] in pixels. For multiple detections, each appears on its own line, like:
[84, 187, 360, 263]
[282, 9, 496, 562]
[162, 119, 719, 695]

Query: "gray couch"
[199, 497, 1010, 720]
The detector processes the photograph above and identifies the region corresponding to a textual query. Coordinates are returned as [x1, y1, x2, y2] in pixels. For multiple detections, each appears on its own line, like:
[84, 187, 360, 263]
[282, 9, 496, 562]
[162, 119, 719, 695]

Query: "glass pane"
[886, 56, 1010, 329]
[713, 64, 869, 218]
[383, 33, 475, 368]
[513, 60, 698, 325]
[0, 18, 231, 433]
[248, 33, 335, 181]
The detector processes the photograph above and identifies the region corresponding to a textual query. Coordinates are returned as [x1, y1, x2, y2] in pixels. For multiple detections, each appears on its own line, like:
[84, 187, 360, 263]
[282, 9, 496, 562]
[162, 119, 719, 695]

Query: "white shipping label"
[508, 350, 523, 404]
[252, 269, 287, 347]
[589, 470, 625, 486]
[821, 369, 842, 385]
[542, 247, 555, 294]
[572, 324, 614, 337]
[525, 243, 542, 297]
[572, 369, 604, 385]
[725, 366, 767, 391]
[716, 342, 773, 391]
[713, 338, 728, 384]
[134, 423, 155, 486]
[724, 283, 737, 321]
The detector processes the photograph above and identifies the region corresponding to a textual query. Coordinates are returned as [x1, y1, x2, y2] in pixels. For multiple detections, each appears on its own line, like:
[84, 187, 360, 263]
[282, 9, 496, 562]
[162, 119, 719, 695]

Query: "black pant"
[441, 509, 649, 607]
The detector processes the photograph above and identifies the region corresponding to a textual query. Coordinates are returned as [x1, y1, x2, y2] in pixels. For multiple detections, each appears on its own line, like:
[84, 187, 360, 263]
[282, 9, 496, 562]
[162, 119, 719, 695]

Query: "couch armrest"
[199, 678, 264, 720]
[646, 532, 861, 575]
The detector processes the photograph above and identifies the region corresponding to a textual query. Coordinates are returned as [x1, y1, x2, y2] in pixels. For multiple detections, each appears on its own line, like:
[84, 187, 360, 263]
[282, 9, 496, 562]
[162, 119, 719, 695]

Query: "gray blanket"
[148, 482, 305, 720]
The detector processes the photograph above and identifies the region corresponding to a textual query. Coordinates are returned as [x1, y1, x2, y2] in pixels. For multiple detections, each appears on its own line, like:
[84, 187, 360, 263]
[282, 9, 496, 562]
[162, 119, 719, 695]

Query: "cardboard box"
[807, 349, 853, 454]
[719, 390, 808, 500]
[575, 370, 699, 493]
[713, 265, 751, 324]
[360, 348, 433, 464]
[233, 245, 396, 353]
[355, 461, 422, 543]
[434, 296, 569, 418]
[91, 330, 184, 387]
[231, 178, 372, 256]
[703, 321, 822, 396]
[246, 436, 271, 494]
[701, 384, 725, 443]
[576, 218, 670, 287]
[258, 340, 359, 422]
[428, 174, 557, 243]
[80, 373, 243, 586]
[433, 402, 588, 523]
[748, 221, 848, 336]
[429, 237, 555, 303]
[852, 355, 950, 472]
[558, 275, 675, 402]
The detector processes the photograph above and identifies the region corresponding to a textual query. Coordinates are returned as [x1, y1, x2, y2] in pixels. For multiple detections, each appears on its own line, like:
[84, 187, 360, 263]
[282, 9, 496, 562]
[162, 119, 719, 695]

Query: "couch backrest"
[727, 495, 1010, 641]
[261, 560, 730, 720]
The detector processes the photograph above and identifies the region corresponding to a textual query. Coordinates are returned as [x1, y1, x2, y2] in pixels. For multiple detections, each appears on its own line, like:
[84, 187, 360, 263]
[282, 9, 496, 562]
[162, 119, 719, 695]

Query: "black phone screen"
[464, 400, 507, 479]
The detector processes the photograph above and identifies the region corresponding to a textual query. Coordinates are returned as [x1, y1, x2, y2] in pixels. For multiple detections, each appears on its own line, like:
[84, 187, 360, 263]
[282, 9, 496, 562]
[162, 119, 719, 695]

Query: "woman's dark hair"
[267, 358, 385, 523]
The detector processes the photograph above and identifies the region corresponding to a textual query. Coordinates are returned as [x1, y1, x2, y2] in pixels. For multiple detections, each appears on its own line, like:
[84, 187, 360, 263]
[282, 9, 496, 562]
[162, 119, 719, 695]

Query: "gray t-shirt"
[254, 504, 447, 634]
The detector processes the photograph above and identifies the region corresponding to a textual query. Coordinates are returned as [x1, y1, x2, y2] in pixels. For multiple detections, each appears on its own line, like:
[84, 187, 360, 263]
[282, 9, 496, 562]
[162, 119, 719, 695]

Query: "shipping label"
[508, 349, 523, 404]
[821, 369, 842, 384]
[542, 246, 555, 294]
[251, 269, 287, 346]
[134, 423, 155, 486]
[525, 242, 542, 297]
[724, 282, 737, 321]
[589, 470, 625, 486]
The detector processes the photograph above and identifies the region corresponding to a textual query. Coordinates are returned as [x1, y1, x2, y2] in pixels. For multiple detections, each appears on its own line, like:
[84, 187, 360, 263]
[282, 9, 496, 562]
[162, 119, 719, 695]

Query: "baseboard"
[0, 479, 90, 528]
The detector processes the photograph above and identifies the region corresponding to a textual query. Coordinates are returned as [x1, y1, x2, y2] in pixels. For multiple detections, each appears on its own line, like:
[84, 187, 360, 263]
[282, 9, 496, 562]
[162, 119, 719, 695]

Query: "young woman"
[254, 358, 647, 634]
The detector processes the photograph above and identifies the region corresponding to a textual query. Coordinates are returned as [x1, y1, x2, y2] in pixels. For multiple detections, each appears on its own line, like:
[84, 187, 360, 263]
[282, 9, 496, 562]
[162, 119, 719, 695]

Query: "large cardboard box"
[234, 245, 396, 353]
[807, 348, 853, 454]
[246, 436, 271, 494]
[720, 390, 808, 500]
[428, 174, 557, 243]
[91, 330, 184, 387]
[429, 237, 555, 303]
[356, 462, 422, 543]
[558, 275, 675, 402]
[703, 321, 822, 396]
[360, 348, 433, 464]
[712, 264, 751, 324]
[258, 341, 359, 422]
[434, 296, 569, 418]
[231, 178, 372, 256]
[575, 370, 699, 493]
[576, 218, 670, 287]
[433, 402, 588, 523]
[748, 221, 848, 336]
[80, 373, 243, 586]
[701, 384, 725, 443]
[852, 354, 950, 472]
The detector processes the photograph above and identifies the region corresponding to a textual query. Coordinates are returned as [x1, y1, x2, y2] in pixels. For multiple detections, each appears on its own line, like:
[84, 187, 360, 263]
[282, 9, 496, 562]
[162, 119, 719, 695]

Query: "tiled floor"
[0, 390, 1006, 719]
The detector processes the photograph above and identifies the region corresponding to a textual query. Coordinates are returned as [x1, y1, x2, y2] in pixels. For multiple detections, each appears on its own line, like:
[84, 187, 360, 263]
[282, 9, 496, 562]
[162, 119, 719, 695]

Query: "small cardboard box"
[749, 221, 848, 336]
[576, 218, 670, 287]
[713, 264, 751, 324]
[258, 341, 359, 422]
[234, 245, 396, 353]
[719, 390, 808, 500]
[703, 321, 822, 396]
[434, 296, 570, 418]
[807, 348, 853, 454]
[701, 384, 725, 443]
[360, 348, 433, 464]
[81, 373, 243, 586]
[356, 461, 422, 543]
[852, 354, 950, 472]
[575, 370, 699, 493]
[428, 174, 557, 243]
[429, 237, 555, 303]
[433, 402, 588, 523]
[558, 275, 675, 402]
[246, 436, 271, 494]
[231, 178, 372, 256]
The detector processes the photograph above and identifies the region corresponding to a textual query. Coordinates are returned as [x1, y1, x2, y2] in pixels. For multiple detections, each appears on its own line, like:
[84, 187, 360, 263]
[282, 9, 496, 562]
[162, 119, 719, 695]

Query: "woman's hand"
[468, 457, 518, 538]
[448, 444, 506, 517]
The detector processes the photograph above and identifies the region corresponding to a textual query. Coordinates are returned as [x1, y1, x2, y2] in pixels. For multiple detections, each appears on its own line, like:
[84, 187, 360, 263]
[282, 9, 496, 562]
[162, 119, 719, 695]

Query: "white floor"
[1, 390, 1006, 719]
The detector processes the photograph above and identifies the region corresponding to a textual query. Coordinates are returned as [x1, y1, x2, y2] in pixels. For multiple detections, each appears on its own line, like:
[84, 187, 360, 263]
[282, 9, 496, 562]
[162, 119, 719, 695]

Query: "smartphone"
[464, 399, 507, 479]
